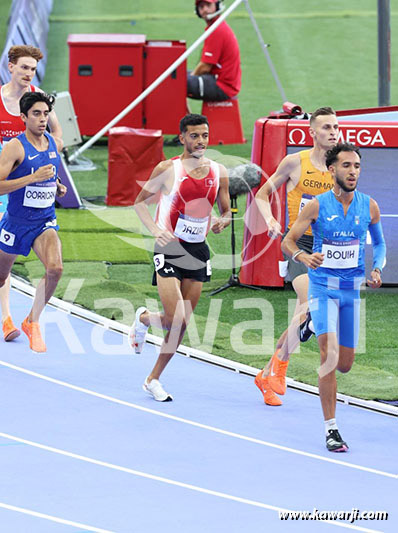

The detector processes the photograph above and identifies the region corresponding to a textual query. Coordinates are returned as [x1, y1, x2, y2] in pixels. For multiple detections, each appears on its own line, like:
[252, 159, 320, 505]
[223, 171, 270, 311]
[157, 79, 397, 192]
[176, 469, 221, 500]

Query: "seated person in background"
[188, 1, 241, 102]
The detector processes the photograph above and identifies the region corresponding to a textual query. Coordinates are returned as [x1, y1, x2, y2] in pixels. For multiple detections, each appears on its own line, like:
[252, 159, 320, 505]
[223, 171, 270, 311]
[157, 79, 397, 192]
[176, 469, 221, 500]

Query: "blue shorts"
[0, 195, 7, 214]
[308, 279, 361, 349]
[0, 213, 59, 256]
[0, 145, 7, 213]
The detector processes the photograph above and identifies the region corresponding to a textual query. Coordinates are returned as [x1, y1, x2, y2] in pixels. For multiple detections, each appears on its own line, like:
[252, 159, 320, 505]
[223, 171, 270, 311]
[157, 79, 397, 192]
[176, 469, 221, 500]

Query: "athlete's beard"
[186, 146, 205, 159]
[336, 175, 357, 193]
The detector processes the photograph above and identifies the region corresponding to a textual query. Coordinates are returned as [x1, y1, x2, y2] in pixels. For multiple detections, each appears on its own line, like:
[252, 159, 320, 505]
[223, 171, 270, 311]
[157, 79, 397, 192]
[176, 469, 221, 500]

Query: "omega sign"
[288, 127, 386, 146]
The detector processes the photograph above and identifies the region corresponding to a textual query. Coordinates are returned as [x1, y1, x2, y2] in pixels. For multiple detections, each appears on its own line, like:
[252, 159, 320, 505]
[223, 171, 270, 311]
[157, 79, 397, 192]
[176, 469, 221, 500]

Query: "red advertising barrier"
[239, 119, 287, 287]
[239, 107, 398, 286]
[106, 127, 165, 206]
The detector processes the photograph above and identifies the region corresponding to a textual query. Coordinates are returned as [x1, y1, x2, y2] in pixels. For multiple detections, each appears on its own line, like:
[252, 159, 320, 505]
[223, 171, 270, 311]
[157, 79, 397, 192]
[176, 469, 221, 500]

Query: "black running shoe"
[326, 429, 349, 452]
[299, 311, 314, 342]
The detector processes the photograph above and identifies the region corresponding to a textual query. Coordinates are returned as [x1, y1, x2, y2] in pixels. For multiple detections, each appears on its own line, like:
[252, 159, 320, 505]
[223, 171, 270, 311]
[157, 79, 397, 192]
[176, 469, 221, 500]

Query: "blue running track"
[0, 288, 396, 533]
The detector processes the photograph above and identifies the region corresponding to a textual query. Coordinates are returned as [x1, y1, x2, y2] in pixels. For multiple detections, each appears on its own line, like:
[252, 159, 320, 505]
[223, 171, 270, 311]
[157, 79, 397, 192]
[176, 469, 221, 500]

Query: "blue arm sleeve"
[369, 221, 386, 271]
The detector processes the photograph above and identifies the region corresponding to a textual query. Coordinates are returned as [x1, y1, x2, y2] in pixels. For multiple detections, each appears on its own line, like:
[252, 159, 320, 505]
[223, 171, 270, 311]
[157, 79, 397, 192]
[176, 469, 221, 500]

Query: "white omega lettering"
[357, 129, 372, 146]
[372, 129, 386, 146]
[288, 128, 306, 145]
[338, 128, 386, 147]
[345, 129, 356, 143]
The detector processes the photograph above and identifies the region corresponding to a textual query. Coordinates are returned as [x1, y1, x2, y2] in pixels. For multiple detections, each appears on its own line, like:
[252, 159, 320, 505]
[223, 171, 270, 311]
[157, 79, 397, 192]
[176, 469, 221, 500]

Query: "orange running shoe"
[268, 351, 289, 395]
[21, 318, 46, 353]
[2, 316, 21, 342]
[254, 371, 282, 406]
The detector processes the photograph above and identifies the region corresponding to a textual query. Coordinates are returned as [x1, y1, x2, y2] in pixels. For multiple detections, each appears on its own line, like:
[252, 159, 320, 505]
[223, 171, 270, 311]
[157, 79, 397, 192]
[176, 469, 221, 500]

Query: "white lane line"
[0, 432, 383, 533]
[1, 360, 396, 480]
[0, 502, 115, 533]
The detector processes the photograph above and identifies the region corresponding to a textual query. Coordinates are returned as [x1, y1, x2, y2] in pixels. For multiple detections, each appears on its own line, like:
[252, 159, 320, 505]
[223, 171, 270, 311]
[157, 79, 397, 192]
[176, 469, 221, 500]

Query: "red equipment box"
[240, 107, 398, 287]
[143, 40, 187, 134]
[68, 34, 146, 136]
[106, 127, 165, 206]
[68, 34, 187, 136]
[202, 99, 246, 145]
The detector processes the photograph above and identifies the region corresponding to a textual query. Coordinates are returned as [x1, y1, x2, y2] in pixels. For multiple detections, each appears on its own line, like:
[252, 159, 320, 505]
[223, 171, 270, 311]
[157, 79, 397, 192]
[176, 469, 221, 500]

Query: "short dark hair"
[20, 91, 55, 116]
[179, 113, 209, 133]
[310, 106, 336, 126]
[326, 142, 361, 168]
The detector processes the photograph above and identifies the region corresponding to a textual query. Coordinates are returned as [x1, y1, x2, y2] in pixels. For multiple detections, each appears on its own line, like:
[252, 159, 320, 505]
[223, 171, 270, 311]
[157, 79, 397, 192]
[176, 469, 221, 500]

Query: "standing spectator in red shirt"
[188, 1, 242, 101]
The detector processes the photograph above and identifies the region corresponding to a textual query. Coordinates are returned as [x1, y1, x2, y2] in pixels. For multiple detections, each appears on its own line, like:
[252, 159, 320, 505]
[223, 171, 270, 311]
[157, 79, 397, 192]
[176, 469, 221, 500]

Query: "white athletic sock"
[325, 418, 338, 435]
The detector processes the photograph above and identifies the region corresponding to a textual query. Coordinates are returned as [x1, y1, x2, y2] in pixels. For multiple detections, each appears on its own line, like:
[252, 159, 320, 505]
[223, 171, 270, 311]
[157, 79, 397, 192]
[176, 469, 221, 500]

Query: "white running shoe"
[143, 378, 173, 402]
[129, 307, 149, 354]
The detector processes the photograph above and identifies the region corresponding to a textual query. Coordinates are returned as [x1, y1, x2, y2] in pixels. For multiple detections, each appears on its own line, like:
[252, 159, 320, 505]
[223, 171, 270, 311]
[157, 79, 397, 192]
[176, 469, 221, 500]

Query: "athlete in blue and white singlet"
[0, 91, 66, 353]
[0, 142, 5, 215]
[308, 189, 370, 348]
[0, 131, 60, 256]
[0, 46, 63, 344]
[281, 143, 385, 452]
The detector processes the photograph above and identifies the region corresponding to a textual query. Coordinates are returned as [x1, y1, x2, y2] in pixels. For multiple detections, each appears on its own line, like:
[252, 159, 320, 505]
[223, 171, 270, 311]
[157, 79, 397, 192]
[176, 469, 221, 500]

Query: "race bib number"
[321, 238, 359, 269]
[23, 185, 57, 208]
[299, 193, 314, 214]
[0, 228, 15, 247]
[174, 214, 208, 243]
[153, 254, 165, 272]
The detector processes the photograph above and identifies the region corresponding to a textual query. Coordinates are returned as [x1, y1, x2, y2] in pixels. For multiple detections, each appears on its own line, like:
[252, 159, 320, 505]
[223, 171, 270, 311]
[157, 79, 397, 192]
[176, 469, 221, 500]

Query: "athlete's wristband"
[292, 249, 304, 263]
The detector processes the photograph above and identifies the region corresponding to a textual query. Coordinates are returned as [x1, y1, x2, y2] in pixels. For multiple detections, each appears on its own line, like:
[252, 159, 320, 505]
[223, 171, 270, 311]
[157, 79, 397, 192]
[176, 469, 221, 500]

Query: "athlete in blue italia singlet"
[0, 91, 66, 353]
[281, 143, 386, 453]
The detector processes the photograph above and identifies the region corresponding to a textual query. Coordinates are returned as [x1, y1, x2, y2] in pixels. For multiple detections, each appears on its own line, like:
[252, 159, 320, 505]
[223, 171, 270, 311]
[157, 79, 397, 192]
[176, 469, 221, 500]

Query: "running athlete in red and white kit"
[131, 114, 231, 401]
[0, 45, 62, 145]
[0, 45, 62, 342]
